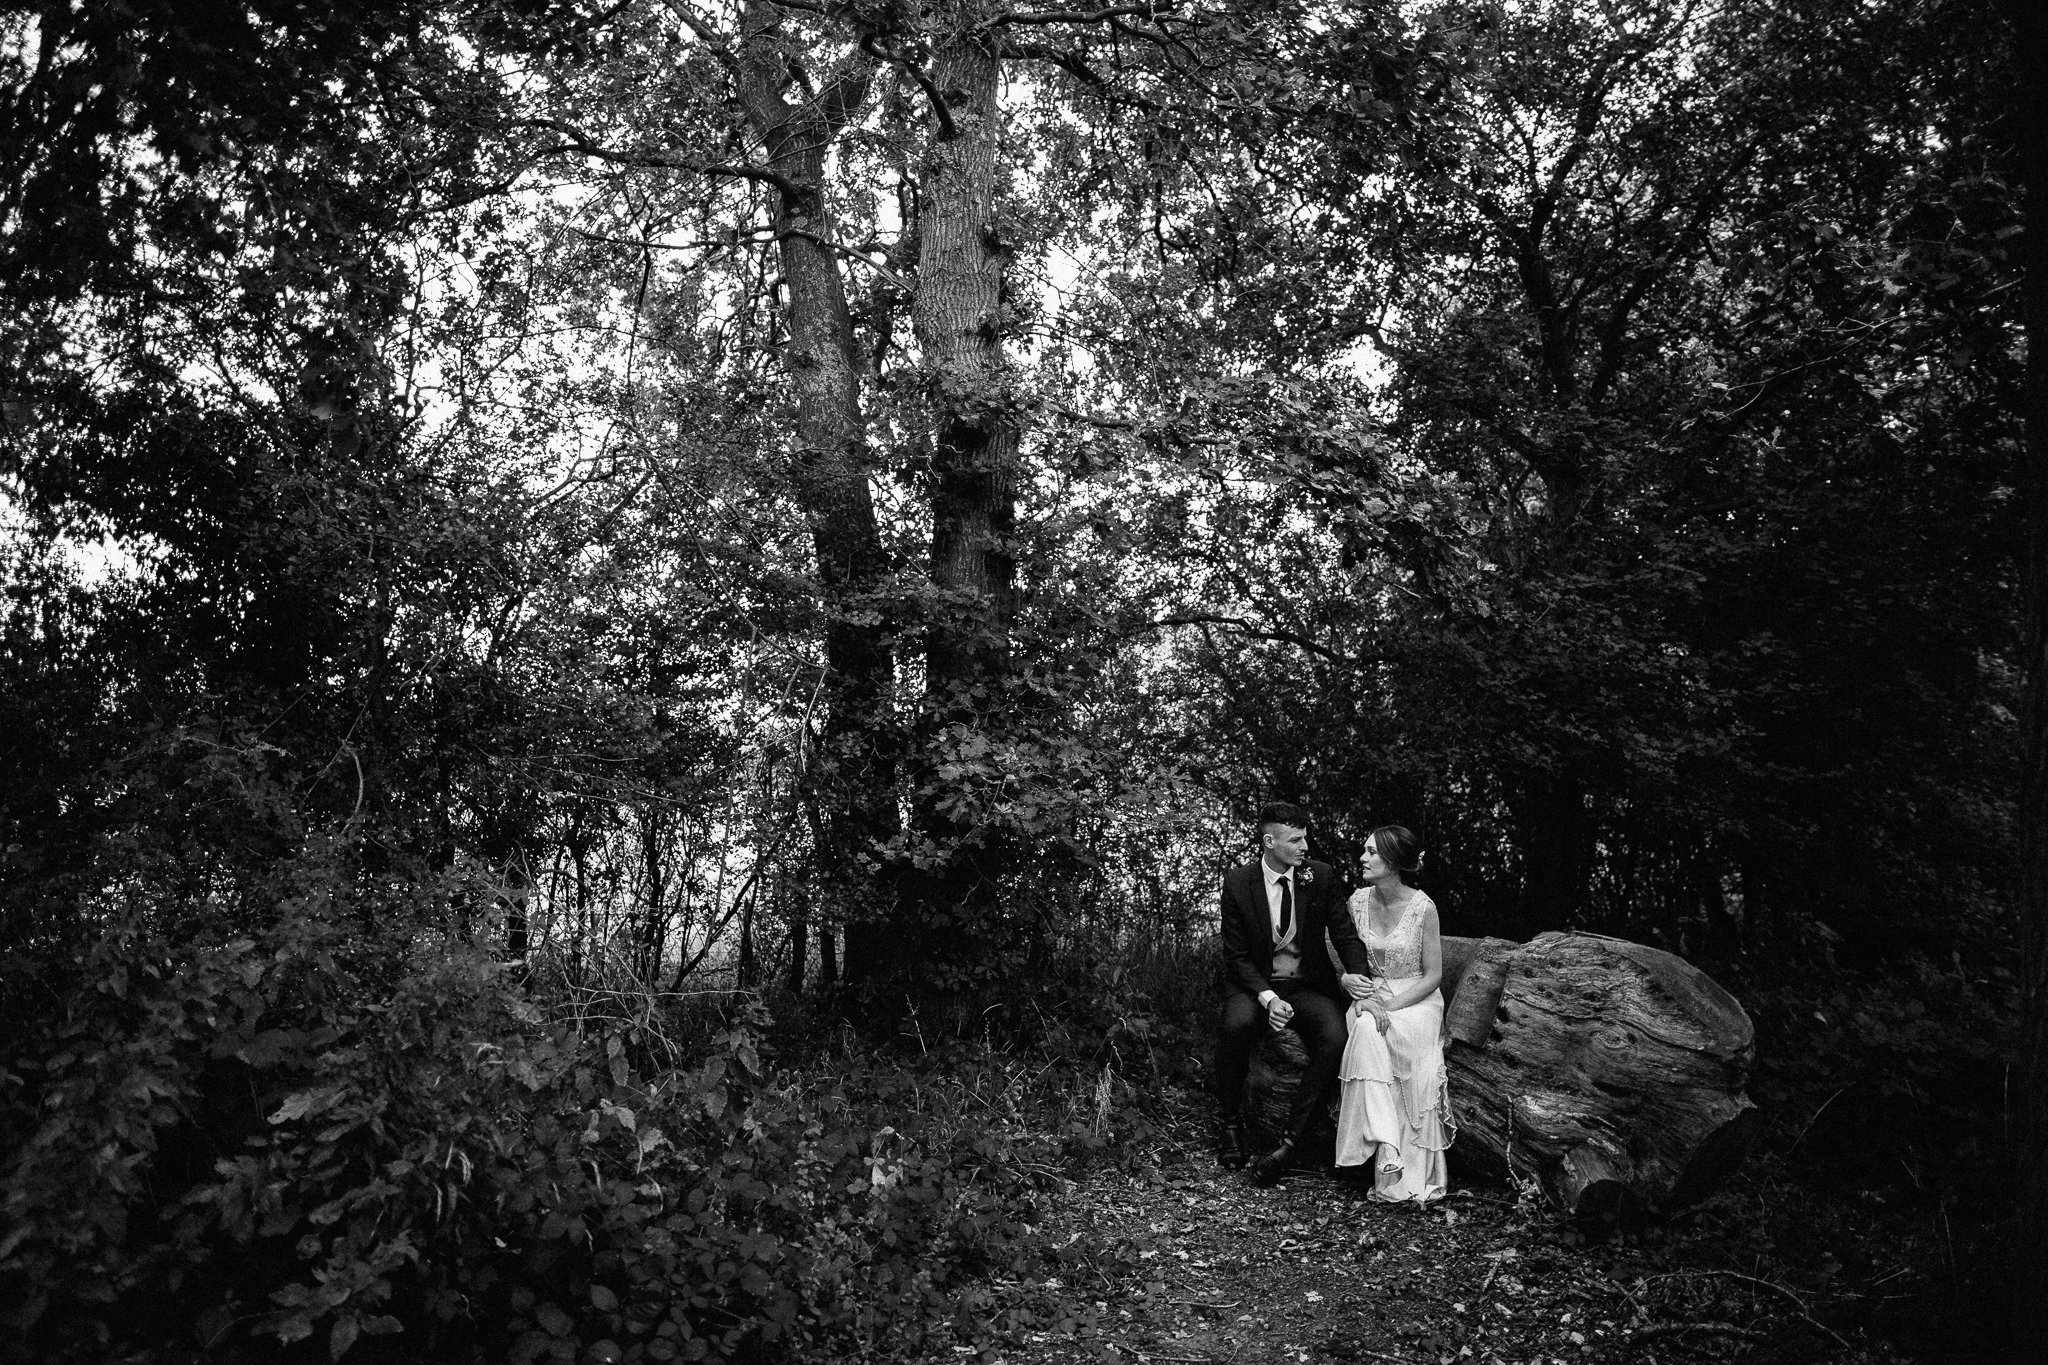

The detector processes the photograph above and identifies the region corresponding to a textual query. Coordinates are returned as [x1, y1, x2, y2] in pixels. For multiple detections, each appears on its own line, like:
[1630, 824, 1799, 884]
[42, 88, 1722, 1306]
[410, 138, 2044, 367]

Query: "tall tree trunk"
[481, 789, 539, 973]
[735, 4, 901, 985]
[737, 889, 757, 985]
[2004, 0, 2048, 1354]
[638, 807, 667, 982]
[900, 29, 1020, 987]
[787, 898, 808, 992]
[914, 35, 1020, 692]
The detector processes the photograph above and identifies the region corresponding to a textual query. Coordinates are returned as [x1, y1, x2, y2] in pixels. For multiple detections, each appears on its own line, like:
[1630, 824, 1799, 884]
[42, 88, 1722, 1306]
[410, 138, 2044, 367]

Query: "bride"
[1334, 824, 1454, 1203]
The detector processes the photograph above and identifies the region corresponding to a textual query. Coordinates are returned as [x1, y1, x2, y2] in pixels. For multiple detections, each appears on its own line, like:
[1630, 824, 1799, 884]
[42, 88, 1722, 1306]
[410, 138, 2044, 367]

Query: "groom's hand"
[1261, 993, 1294, 1030]
[1339, 972, 1373, 1000]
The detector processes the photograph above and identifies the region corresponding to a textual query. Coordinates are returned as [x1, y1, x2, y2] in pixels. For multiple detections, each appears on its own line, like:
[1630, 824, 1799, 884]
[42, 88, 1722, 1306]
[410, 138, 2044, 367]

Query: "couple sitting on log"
[1216, 801, 1455, 1200]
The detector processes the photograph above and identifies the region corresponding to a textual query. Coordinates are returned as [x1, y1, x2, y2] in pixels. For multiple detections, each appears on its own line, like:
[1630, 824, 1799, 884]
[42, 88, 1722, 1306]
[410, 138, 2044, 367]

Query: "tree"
[729, 0, 899, 985]
[500, 0, 1436, 992]
[1036, 0, 2021, 953]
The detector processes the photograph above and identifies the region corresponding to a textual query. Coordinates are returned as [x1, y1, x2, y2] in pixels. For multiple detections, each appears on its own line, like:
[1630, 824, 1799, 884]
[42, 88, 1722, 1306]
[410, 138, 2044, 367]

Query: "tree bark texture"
[911, 33, 1019, 697]
[897, 28, 1021, 985]
[1443, 932, 1757, 1220]
[736, 5, 900, 984]
[1244, 932, 1757, 1220]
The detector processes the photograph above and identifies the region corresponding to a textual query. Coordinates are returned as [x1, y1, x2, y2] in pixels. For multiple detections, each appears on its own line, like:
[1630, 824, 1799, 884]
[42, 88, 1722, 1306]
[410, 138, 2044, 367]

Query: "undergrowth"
[0, 890, 1208, 1365]
[0, 889, 2018, 1365]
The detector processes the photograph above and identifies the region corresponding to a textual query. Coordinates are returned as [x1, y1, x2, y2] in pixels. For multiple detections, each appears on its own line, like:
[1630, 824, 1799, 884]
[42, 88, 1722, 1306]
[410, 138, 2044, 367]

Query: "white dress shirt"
[1262, 861, 1297, 936]
[1260, 860, 1302, 1000]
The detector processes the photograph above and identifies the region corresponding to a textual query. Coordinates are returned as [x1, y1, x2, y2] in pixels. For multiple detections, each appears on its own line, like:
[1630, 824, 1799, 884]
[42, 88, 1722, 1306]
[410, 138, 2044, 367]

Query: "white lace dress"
[1333, 888, 1455, 1202]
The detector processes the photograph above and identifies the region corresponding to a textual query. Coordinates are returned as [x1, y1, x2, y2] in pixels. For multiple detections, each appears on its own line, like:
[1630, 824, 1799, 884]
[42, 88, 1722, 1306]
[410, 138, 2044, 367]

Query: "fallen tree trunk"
[1241, 931, 1759, 1220]
[1444, 932, 1760, 1219]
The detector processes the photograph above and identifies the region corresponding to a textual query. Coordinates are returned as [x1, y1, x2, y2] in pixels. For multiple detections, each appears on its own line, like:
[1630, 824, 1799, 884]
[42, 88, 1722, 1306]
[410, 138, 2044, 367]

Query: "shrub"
[0, 887, 1093, 1364]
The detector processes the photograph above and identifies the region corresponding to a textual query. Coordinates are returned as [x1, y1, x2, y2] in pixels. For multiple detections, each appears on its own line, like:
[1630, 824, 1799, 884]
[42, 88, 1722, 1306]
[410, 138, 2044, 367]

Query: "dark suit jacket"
[1219, 857, 1371, 1000]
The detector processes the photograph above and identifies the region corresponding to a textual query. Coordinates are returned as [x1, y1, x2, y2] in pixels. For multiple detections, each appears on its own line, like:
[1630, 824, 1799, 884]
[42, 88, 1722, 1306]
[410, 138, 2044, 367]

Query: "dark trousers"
[1215, 979, 1348, 1143]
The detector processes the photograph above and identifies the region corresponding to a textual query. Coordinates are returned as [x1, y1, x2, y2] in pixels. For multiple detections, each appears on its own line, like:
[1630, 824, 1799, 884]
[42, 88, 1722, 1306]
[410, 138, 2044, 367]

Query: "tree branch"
[994, 38, 1110, 88]
[525, 116, 804, 197]
[1139, 613, 1369, 666]
[658, 0, 738, 69]
[781, 226, 916, 293]
[1050, 404, 1234, 445]
[815, 59, 875, 134]
[981, 3, 1175, 28]
[569, 223, 776, 254]
[861, 33, 956, 139]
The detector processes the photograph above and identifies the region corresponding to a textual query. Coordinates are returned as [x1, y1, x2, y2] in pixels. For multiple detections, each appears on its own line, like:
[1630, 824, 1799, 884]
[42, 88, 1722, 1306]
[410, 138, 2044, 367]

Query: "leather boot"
[1216, 1117, 1250, 1170]
[1252, 1138, 1297, 1187]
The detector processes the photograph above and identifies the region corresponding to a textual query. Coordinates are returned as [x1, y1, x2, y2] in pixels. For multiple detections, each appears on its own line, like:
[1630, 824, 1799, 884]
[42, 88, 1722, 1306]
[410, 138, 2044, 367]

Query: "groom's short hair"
[1257, 801, 1309, 832]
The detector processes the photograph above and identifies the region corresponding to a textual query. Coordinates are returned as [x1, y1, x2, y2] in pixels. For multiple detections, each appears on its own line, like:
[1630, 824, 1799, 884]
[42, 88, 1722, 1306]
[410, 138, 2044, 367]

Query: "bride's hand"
[1364, 1000, 1391, 1035]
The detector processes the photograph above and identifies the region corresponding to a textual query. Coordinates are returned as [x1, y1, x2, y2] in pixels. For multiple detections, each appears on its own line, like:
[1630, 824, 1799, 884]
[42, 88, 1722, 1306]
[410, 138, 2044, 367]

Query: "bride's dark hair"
[1368, 825, 1424, 875]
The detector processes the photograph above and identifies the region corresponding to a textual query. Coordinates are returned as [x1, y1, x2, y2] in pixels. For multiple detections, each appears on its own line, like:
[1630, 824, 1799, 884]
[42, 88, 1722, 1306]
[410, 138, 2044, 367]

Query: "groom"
[1215, 801, 1374, 1185]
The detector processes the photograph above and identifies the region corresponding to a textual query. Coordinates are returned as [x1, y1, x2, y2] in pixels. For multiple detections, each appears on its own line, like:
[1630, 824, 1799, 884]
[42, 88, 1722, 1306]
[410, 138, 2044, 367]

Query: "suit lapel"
[1296, 860, 1332, 953]
[1236, 863, 1253, 949]
[1239, 862, 1267, 947]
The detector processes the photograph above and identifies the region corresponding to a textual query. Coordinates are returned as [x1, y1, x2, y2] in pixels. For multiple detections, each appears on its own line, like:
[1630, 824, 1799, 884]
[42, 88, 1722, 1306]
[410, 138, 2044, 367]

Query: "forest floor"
[953, 1101, 1902, 1365]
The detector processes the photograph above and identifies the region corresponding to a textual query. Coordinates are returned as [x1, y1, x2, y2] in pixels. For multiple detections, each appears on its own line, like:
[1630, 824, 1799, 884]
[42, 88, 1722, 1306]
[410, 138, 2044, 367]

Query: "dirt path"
[962, 1135, 1893, 1365]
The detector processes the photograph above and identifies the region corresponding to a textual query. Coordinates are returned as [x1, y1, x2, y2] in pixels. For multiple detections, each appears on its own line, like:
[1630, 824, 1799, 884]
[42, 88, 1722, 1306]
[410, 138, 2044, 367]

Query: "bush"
[0, 888, 1103, 1364]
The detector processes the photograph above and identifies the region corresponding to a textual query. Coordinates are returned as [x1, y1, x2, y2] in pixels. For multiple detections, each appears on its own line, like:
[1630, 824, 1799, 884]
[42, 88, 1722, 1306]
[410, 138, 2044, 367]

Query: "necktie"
[1277, 874, 1293, 944]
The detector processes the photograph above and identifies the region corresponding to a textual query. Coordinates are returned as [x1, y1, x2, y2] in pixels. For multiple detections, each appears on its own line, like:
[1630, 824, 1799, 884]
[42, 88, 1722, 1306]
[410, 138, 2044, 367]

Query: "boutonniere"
[1299, 867, 1315, 885]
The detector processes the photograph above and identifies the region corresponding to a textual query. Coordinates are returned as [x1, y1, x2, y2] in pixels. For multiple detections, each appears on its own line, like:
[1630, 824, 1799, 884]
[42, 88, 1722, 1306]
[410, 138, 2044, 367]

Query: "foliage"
[0, 877, 1200, 1363]
[1036, 0, 2025, 946]
[0, 0, 2034, 1356]
[4, 0, 2019, 973]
